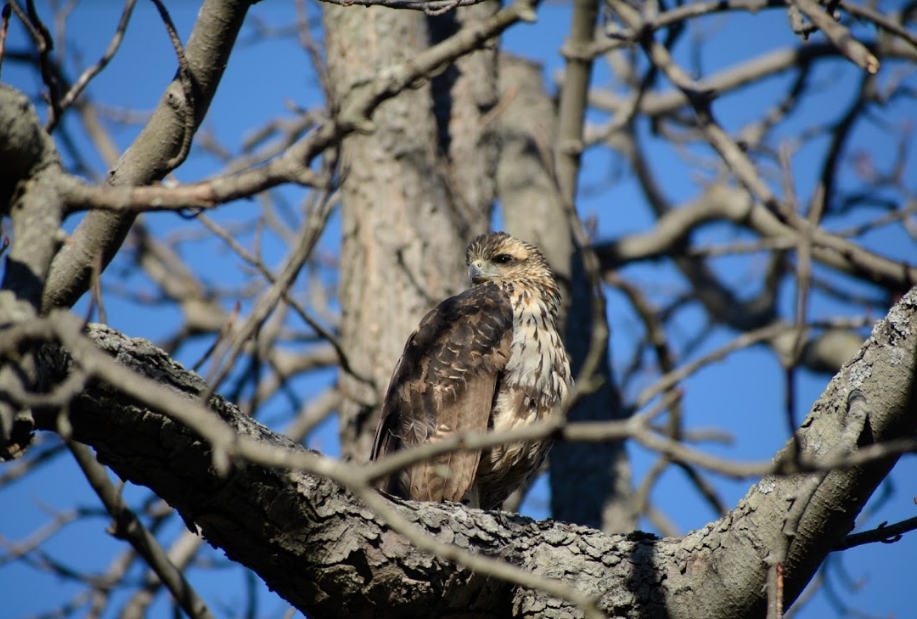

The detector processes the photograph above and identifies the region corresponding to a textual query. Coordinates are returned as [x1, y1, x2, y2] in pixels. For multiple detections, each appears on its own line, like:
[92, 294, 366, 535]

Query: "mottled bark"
[323, 4, 496, 461]
[31, 285, 917, 619]
[0, 85, 66, 456]
[0, 86, 64, 312]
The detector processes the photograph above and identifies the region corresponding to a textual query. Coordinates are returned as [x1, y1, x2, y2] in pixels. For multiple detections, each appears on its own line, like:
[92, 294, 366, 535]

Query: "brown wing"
[371, 283, 513, 503]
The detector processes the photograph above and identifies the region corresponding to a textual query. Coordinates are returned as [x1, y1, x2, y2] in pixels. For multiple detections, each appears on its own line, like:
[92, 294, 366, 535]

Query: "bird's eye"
[493, 254, 514, 264]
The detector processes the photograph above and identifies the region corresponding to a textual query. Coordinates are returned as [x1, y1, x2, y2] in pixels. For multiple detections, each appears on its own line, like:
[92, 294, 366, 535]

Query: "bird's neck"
[500, 279, 560, 323]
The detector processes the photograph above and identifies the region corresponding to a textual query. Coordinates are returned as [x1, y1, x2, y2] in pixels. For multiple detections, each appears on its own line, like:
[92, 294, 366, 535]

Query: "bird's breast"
[474, 296, 572, 508]
[500, 297, 572, 416]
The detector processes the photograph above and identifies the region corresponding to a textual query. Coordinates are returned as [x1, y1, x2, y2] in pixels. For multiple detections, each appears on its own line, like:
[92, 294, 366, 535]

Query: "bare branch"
[66, 441, 216, 619]
[834, 514, 917, 551]
[788, 0, 879, 73]
[42, 0, 254, 312]
[53, 0, 138, 128]
[21, 283, 917, 618]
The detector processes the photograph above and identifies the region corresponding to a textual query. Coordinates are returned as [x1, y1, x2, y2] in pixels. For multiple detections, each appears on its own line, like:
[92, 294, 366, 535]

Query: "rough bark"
[497, 56, 572, 291]
[323, 4, 495, 461]
[31, 287, 917, 619]
[429, 2, 500, 219]
[0, 86, 64, 313]
[0, 85, 67, 456]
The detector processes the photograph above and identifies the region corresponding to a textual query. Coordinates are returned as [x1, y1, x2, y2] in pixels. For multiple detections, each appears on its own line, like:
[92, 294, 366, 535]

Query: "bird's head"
[465, 232, 557, 292]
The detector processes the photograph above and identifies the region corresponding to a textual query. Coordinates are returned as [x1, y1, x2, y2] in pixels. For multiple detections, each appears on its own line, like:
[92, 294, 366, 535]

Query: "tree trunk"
[323, 4, 497, 461]
[497, 56, 633, 532]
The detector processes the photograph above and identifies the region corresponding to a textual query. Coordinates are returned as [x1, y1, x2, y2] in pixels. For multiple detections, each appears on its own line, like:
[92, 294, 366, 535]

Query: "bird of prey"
[371, 232, 572, 510]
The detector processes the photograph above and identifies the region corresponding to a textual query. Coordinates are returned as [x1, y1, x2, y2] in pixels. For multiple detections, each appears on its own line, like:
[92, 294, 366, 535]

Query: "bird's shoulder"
[371, 283, 515, 462]
[401, 283, 514, 378]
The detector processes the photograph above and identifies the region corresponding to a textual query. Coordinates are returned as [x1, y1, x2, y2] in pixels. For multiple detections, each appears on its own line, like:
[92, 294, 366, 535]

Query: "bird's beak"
[468, 260, 487, 285]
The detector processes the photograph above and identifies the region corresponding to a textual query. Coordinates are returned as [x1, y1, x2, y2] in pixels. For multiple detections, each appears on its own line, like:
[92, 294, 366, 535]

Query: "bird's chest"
[478, 298, 571, 497]
[499, 298, 571, 418]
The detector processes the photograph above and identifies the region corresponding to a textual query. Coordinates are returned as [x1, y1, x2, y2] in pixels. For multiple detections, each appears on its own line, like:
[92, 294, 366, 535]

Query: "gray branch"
[26, 287, 917, 619]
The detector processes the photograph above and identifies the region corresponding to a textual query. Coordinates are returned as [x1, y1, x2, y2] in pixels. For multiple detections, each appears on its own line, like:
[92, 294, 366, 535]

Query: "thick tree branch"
[0, 83, 66, 456]
[23, 286, 917, 618]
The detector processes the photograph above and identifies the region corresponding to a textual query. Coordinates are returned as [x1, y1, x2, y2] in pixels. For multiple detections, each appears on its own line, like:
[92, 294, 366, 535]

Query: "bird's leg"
[462, 484, 481, 509]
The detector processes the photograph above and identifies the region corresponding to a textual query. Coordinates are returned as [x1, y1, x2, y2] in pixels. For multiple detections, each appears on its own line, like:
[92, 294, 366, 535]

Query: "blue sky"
[1, 1, 915, 618]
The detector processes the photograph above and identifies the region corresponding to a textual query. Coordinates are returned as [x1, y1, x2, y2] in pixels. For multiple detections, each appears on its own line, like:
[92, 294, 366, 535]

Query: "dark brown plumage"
[371, 232, 572, 510]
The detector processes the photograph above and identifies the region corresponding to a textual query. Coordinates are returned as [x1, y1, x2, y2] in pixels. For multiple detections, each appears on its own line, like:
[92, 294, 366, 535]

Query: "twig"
[21, 0, 63, 127]
[282, 388, 340, 442]
[189, 300, 240, 372]
[117, 530, 206, 619]
[59, 0, 543, 216]
[202, 180, 336, 396]
[318, 0, 488, 9]
[605, 0, 917, 293]
[0, 439, 65, 487]
[194, 211, 364, 387]
[148, 0, 195, 170]
[294, 0, 332, 103]
[606, 274, 726, 521]
[779, 142, 809, 463]
[789, 0, 879, 73]
[834, 515, 917, 551]
[66, 441, 217, 619]
[635, 321, 793, 409]
[0, 507, 77, 567]
[52, 0, 138, 128]
[0, 4, 11, 80]
[768, 562, 785, 619]
[840, 0, 917, 52]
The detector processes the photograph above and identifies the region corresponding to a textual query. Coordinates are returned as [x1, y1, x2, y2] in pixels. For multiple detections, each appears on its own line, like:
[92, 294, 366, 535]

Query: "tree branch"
[834, 514, 917, 551]
[22, 285, 917, 618]
[66, 441, 216, 619]
[41, 0, 253, 312]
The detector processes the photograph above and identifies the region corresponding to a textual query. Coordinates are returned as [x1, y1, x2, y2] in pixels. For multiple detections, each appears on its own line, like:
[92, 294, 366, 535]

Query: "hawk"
[371, 232, 572, 510]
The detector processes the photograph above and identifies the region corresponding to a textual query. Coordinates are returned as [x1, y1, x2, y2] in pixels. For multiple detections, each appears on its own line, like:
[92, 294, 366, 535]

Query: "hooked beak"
[468, 260, 487, 284]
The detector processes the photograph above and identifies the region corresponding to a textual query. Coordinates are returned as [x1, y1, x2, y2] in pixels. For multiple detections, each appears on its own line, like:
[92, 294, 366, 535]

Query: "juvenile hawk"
[371, 232, 572, 510]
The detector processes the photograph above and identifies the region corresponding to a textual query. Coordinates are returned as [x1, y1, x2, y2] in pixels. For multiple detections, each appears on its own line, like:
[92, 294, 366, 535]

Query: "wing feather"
[371, 283, 513, 503]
